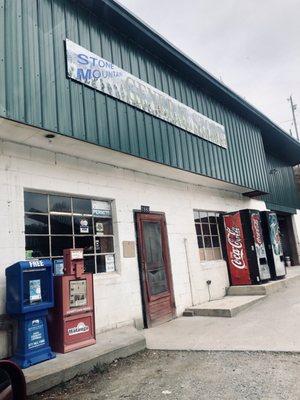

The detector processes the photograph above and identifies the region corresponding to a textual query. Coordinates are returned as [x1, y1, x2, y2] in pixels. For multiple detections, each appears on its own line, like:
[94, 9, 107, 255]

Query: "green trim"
[261, 153, 300, 211]
[265, 202, 296, 215]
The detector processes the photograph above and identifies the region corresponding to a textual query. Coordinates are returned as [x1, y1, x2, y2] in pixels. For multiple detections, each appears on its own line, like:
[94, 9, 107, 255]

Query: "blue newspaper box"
[6, 259, 56, 368]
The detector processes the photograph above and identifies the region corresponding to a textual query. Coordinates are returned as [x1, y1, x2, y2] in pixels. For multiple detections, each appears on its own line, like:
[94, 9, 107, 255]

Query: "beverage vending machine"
[6, 259, 55, 368]
[221, 209, 271, 285]
[260, 211, 286, 279]
[48, 248, 96, 353]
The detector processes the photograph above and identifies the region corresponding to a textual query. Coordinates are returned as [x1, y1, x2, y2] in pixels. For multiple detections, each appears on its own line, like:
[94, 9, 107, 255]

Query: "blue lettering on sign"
[77, 53, 114, 69]
[77, 53, 89, 65]
[77, 68, 91, 81]
[93, 70, 101, 79]
[76, 68, 122, 82]
[66, 39, 227, 149]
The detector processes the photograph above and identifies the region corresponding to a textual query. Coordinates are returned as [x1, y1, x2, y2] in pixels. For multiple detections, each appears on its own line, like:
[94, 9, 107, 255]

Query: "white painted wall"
[0, 137, 272, 356]
[292, 210, 300, 263]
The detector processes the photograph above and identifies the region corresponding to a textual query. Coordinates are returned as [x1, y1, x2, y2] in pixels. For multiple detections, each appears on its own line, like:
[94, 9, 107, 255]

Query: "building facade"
[0, 0, 300, 357]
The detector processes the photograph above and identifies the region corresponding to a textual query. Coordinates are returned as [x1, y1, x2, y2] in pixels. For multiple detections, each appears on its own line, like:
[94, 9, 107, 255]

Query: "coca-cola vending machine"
[221, 209, 271, 285]
[260, 211, 286, 279]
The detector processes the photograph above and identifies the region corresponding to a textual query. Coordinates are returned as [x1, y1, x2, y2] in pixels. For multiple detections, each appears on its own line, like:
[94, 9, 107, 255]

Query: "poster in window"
[105, 254, 115, 272]
[92, 201, 111, 217]
[53, 259, 64, 276]
[80, 218, 89, 234]
[95, 222, 104, 234]
[29, 279, 42, 303]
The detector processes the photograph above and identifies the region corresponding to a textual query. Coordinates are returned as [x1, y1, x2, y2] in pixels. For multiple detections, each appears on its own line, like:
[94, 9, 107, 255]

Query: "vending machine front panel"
[268, 212, 286, 277]
[250, 211, 271, 281]
[260, 211, 286, 279]
[223, 212, 252, 285]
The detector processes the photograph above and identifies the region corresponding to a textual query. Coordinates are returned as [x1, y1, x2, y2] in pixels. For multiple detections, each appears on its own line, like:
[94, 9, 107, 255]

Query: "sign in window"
[24, 191, 115, 274]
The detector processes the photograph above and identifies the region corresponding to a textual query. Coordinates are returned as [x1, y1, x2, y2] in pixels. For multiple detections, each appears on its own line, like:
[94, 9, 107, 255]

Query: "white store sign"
[66, 39, 227, 148]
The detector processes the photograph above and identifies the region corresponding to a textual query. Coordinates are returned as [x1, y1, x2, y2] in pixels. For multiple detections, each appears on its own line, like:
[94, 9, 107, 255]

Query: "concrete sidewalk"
[144, 269, 300, 352]
[24, 326, 146, 396]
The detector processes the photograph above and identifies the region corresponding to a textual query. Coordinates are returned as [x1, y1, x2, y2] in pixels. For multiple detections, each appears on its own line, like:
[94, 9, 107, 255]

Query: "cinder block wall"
[0, 137, 270, 356]
[292, 211, 300, 264]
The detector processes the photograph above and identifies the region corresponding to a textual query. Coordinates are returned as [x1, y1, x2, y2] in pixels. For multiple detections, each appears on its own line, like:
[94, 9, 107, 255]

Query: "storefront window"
[194, 210, 223, 262]
[24, 191, 116, 273]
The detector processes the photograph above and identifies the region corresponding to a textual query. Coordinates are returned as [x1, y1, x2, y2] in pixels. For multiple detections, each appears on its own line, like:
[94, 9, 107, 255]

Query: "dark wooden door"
[135, 212, 175, 327]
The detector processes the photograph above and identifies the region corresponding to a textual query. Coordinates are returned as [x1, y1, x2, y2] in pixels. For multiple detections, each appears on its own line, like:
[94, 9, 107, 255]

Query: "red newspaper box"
[48, 249, 96, 353]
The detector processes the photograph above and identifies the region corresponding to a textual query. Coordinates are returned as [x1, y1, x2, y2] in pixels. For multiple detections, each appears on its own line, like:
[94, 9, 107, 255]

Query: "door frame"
[134, 210, 176, 328]
[277, 212, 299, 265]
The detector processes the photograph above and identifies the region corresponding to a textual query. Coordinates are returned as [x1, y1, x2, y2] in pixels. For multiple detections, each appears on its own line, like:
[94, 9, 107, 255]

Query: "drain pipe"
[183, 238, 196, 306]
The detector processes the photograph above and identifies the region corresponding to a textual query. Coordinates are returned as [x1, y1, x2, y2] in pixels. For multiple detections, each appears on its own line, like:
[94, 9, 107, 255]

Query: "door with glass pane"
[135, 212, 175, 327]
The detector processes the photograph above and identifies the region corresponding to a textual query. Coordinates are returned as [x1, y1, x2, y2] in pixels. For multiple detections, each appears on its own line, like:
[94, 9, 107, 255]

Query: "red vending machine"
[48, 248, 96, 353]
[222, 209, 271, 285]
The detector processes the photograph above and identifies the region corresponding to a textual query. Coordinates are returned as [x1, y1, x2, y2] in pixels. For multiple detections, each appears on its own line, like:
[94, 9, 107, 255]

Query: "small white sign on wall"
[105, 254, 115, 272]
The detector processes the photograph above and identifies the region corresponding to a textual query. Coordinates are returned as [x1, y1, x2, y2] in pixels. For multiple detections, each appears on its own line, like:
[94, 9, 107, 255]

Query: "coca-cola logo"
[251, 214, 263, 246]
[226, 226, 246, 269]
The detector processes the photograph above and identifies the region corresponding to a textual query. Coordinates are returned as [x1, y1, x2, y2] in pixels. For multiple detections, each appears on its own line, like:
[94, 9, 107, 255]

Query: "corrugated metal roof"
[0, 0, 299, 210]
[77, 0, 300, 166]
[0, 0, 272, 195]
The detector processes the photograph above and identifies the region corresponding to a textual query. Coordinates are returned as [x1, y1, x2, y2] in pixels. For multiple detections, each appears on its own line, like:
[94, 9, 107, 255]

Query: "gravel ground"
[30, 350, 300, 400]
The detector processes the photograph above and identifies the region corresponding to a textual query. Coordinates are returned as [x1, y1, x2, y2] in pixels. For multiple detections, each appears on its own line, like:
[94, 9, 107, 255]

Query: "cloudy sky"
[118, 0, 300, 137]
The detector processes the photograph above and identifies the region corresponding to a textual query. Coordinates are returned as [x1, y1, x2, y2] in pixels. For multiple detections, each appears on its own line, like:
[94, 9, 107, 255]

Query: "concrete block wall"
[292, 211, 300, 264]
[0, 137, 273, 356]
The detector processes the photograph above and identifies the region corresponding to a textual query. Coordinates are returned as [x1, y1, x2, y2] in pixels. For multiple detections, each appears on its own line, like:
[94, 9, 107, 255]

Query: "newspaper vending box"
[48, 248, 96, 353]
[6, 259, 55, 368]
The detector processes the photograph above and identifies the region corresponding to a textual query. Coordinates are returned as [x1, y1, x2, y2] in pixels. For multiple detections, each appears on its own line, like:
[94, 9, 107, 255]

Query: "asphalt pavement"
[32, 350, 300, 400]
[30, 270, 300, 399]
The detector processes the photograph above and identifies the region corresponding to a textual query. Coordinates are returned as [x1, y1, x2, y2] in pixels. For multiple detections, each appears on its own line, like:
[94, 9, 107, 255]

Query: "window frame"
[24, 191, 116, 274]
[194, 209, 223, 262]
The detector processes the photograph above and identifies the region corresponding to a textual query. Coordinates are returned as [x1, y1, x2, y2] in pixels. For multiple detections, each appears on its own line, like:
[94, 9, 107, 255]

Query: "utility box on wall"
[48, 248, 96, 353]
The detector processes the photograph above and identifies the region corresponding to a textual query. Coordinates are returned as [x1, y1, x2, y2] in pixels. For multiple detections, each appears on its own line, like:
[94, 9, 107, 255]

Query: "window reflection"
[24, 192, 115, 273]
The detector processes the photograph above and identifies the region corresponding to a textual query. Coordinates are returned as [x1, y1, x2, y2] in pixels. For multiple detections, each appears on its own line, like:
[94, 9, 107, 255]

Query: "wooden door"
[135, 212, 175, 327]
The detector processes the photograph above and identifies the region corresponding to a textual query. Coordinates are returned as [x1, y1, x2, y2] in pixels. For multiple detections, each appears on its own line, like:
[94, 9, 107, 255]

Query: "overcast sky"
[118, 0, 300, 137]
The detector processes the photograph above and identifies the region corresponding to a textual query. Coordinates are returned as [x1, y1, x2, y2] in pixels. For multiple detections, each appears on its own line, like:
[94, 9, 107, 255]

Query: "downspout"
[183, 238, 196, 306]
